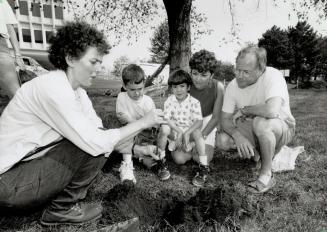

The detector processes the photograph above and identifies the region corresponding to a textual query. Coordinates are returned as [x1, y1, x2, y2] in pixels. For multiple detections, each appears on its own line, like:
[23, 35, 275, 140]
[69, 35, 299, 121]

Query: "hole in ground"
[100, 181, 258, 230]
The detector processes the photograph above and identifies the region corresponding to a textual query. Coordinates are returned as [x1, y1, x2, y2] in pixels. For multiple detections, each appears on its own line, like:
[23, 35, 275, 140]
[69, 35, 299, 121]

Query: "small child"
[115, 64, 170, 183]
[157, 69, 209, 186]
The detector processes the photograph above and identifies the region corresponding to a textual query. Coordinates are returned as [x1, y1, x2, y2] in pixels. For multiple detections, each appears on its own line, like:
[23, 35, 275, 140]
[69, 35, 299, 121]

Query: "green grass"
[0, 89, 326, 232]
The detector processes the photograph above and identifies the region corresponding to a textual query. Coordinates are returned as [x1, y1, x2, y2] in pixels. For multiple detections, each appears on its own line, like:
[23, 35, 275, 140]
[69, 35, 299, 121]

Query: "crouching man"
[216, 46, 295, 193]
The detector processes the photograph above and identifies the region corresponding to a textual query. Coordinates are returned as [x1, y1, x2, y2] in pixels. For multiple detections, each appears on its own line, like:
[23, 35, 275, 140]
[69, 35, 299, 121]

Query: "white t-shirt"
[0, 0, 18, 38]
[0, 70, 121, 175]
[222, 67, 295, 127]
[116, 92, 156, 124]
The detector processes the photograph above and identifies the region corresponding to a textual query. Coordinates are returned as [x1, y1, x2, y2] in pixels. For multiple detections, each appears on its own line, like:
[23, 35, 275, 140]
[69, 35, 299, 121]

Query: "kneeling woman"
[0, 21, 165, 225]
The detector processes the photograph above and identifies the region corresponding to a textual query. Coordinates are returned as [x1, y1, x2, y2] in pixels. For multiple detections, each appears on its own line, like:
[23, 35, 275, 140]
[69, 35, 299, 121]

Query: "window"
[19, 1, 28, 16]
[55, 6, 63, 19]
[22, 29, 31, 42]
[45, 31, 53, 43]
[43, 4, 52, 18]
[31, 3, 41, 17]
[34, 30, 43, 43]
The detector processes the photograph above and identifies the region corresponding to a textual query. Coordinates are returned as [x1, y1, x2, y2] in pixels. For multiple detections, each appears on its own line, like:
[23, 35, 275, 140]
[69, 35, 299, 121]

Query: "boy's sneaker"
[192, 164, 210, 187]
[157, 160, 171, 181]
[119, 161, 136, 184]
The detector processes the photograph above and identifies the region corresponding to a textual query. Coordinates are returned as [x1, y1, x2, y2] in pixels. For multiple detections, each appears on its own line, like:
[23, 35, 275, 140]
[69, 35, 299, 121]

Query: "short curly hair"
[189, 49, 218, 74]
[48, 21, 110, 71]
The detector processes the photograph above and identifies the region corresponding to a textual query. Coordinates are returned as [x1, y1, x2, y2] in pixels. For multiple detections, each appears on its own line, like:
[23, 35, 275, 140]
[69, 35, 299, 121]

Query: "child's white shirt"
[116, 92, 156, 123]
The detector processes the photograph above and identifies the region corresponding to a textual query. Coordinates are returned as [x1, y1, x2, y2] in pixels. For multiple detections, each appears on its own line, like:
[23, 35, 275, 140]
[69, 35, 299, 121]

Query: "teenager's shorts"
[236, 117, 295, 153]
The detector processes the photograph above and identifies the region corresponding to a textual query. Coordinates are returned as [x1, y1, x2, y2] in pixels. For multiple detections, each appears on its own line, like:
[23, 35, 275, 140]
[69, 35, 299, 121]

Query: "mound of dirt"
[101, 181, 258, 229]
[164, 182, 256, 227]
[100, 181, 177, 226]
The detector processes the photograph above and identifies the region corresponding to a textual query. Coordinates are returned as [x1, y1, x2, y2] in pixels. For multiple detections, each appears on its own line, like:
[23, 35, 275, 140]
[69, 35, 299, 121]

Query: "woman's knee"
[216, 132, 233, 151]
[171, 151, 191, 165]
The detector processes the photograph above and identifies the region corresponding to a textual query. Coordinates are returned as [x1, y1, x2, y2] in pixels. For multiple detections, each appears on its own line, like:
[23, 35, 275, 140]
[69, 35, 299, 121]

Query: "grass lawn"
[0, 89, 326, 232]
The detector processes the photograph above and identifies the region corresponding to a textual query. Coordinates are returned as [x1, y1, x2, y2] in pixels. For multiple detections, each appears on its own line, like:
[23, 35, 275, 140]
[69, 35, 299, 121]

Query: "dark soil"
[100, 180, 258, 230]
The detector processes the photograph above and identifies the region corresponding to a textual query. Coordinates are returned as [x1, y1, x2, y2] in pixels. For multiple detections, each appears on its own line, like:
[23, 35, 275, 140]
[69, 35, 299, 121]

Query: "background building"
[7, 0, 66, 69]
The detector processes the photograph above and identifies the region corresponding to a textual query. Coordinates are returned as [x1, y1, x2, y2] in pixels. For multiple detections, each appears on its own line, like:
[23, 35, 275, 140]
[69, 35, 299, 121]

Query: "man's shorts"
[236, 117, 295, 154]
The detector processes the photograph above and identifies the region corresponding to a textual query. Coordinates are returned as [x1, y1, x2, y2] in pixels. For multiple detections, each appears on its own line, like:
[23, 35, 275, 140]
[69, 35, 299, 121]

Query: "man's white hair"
[236, 46, 267, 72]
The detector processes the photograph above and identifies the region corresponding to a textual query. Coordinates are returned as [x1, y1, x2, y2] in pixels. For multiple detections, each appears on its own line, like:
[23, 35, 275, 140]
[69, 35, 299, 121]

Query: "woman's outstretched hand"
[141, 109, 167, 129]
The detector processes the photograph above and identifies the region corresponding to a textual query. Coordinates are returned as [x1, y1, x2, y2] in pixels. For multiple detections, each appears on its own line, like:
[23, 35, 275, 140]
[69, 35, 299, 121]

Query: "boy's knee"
[216, 132, 233, 151]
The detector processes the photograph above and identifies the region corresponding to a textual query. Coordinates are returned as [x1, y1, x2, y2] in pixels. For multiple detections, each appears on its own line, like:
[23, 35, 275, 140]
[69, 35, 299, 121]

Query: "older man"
[216, 46, 295, 193]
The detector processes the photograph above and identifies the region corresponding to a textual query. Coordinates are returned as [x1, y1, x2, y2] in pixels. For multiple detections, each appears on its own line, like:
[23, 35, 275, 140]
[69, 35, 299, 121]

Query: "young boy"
[115, 64, 170, 183]
[157, 69, 209, 186]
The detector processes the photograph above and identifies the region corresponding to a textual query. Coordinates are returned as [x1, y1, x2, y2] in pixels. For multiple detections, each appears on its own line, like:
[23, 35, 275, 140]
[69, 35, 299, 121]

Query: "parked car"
[21, 56, 49, 76]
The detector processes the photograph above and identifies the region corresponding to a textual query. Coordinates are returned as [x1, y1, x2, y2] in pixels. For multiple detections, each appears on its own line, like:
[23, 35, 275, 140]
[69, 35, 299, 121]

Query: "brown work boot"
[40, 203, 102, 226]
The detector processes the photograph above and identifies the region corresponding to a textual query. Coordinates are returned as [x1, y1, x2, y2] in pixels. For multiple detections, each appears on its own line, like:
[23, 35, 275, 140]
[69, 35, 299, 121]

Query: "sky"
[101, 0, 327, 69]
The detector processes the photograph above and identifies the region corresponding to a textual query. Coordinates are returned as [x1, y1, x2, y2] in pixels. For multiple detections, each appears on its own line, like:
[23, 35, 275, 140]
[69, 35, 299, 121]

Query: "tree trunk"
[145, 55, 170, 87]
[163, 0, 192, 73]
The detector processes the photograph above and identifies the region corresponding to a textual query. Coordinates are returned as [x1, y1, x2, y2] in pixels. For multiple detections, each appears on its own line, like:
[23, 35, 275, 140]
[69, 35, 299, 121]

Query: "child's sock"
[123, 154, 132, 163]
[199, 155, 208, 166]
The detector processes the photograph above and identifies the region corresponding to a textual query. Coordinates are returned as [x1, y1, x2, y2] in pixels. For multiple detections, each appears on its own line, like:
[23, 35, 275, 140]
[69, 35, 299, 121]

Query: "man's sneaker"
[192, 164, 210, 187]
[119, 161, 136, 184]
[40, 203, 102, 226]
[157, 159, 171, 181]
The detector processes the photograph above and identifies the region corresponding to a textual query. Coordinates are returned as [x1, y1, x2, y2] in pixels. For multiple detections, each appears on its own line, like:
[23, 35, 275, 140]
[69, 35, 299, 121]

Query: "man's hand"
[141, 109, 166, 128]
[232, 132, 255, 159]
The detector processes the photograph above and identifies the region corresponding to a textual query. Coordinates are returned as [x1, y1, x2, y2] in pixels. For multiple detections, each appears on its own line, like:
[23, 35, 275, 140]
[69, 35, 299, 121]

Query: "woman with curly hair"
[171, 49, 225, 188]
[0, 21, 165, 225]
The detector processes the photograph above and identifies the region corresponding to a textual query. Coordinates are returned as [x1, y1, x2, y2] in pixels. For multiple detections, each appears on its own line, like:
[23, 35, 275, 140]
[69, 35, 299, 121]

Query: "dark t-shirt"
[190, 79, 218, 117]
